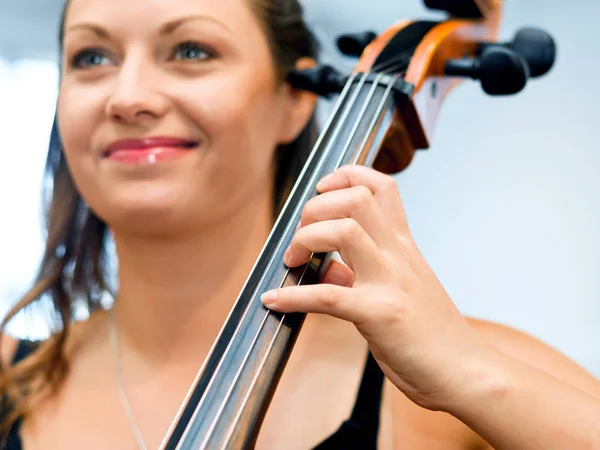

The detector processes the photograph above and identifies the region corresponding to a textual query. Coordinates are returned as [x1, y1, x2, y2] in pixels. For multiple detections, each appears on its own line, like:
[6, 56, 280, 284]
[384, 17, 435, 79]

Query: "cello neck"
[161, 71, 410, 450]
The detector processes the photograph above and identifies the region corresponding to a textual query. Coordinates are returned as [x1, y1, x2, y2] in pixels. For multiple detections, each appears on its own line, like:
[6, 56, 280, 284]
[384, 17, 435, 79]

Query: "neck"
[110, 193, 274, 371]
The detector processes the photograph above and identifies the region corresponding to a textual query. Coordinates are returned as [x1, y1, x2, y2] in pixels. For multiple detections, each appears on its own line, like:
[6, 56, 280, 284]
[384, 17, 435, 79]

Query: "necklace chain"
[108, 309, 149, 450]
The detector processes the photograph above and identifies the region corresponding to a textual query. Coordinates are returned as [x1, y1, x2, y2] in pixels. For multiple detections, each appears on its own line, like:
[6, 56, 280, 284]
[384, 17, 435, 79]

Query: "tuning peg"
[336, 31, 377, 57]
[478, 27, 556, 78]
[445, 47, 530, 96]
[286, 65, 348, 98]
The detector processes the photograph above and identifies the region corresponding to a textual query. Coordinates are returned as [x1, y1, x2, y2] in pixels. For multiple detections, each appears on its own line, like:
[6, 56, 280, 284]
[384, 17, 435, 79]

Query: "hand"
[261, 164, 492, 411]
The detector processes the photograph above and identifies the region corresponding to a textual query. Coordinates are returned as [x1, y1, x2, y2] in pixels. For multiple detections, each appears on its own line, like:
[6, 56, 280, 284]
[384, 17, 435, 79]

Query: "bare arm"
[265, 165, 600, 450]
[445, 319, 600, 450]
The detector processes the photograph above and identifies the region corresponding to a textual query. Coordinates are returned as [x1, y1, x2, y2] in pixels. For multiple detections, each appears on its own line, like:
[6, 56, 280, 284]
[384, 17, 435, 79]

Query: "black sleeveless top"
[3, 340, 385, 449]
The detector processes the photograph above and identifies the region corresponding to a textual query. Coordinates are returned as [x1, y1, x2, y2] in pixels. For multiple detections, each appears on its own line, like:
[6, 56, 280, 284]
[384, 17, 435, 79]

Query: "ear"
[277, 57, 319, 144]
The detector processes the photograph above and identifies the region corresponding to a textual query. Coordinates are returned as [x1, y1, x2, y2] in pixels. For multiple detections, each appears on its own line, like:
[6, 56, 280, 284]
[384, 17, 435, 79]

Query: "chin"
[114, 207, 180, 235]
[97, 189, 205, 237]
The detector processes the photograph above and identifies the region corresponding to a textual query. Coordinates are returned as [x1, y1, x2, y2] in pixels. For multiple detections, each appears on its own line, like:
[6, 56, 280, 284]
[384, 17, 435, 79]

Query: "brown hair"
[0, 0, 319, 435]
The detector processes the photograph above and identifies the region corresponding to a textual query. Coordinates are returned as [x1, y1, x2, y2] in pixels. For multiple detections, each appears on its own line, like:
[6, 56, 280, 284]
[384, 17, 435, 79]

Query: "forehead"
[64, 0, 258, 36]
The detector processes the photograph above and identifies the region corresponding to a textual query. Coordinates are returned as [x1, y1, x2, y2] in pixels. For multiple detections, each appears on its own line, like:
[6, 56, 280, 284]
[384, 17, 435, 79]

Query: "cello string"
[350, 75, 398, 166]
[372, 51, 410, 71]
[213, 54, 408, 448]
[167, 72, 362, 449]
[376, 60, 409, 76]
[331, 72, 388, 171]
[198, 309, 273, 449]
[348, 54, 411, 165]
[201, 70, 375, 448]
[331, 72, 388, 168]
[218, 261, 314, 449]
[209, 70, 386, 448]
[214, 39, 421, 448]
[372, 51, 412, 73]
[218, 73, 399, 450]
[192, 44, 410, 447]
[187, 71, 375, 449]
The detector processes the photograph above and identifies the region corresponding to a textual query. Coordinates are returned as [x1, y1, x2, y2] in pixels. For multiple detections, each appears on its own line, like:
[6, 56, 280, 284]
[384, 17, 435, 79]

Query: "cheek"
[179, 70, 285, 183]
[58, 83, 105, 149]
[57, 85, 106, 199]
[54, 65, 286, 228]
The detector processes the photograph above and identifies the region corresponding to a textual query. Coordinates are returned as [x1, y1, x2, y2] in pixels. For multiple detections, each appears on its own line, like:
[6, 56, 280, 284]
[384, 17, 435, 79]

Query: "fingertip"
[260, 290, 278, 308]
[315, 173, 334, 192]
[283, 245, 291, 262]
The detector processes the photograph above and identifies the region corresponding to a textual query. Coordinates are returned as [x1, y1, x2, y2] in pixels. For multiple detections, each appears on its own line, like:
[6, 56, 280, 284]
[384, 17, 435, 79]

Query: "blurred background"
[0, 0, 598, 376]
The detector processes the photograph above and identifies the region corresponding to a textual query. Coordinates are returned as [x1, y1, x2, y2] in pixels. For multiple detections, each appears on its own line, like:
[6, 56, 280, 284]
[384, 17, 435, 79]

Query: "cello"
[159, 1, 556, 448]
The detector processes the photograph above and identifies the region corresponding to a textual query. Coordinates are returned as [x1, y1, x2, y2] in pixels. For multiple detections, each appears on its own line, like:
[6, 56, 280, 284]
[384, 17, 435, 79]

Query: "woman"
[1, 0, 599, 449]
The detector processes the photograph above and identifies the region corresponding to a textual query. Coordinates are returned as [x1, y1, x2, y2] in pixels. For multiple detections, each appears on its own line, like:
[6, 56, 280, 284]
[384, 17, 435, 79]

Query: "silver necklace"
[108, 309, 149, 450]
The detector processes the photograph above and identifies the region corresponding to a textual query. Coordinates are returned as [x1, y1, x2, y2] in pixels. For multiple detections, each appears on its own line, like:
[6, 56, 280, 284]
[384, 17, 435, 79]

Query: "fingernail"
[261, 290, 278, 307]
[284, 246, 291, 261]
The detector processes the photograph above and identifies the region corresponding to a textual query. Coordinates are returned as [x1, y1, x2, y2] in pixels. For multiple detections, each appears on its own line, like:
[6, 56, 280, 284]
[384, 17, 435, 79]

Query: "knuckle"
[350, 185, 373, 205]
[321, 287, 342, 309]
[396, 231, 415, 248]
[293, 227, 310, 248]
[381, 173, 398, 191]
[338, 218, 361, 241]
[337, 164, 354, 174]
[301, 197, 318, 224]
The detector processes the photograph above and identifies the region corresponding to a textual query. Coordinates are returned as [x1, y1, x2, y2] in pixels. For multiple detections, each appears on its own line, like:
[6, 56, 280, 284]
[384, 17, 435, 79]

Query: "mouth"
[103, 137, 200, 164]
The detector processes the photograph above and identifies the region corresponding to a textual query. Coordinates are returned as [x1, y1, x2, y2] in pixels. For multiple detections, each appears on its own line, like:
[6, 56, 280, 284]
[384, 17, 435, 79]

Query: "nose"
[105, 56, 169, 125]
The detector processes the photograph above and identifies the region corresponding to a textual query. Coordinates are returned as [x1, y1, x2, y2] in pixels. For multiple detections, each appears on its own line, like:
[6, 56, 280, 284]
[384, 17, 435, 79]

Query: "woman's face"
[59, 0, 310, 235]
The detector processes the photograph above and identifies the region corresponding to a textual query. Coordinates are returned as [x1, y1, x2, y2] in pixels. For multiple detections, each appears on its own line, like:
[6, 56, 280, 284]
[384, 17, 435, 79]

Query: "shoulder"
[466, 317, 600, 399]
[0, 309, 106, 370]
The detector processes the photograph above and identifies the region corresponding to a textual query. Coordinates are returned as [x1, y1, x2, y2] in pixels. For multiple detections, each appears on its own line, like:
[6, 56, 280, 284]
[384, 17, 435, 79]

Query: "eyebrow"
[65, 14, 231, 38]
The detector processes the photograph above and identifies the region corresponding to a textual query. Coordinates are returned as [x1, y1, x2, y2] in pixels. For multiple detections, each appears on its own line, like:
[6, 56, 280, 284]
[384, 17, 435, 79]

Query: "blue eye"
[71, 49, 111, 69]
[173, 41, 215, 62]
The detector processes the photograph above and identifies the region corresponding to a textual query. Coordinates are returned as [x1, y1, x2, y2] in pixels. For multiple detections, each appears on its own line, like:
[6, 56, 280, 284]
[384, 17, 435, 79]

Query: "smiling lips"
[104, 137, 199, 164]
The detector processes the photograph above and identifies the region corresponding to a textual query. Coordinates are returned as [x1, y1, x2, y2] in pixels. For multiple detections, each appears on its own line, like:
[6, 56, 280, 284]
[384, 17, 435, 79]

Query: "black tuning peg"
[445, 47, 529, 96]
[336, 31, 377, 57]
[478, 27, 556, 78]
[287, 65, 348, 98]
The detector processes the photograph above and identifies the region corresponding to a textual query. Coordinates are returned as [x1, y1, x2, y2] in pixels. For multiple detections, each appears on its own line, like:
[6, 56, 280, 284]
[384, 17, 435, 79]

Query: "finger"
[261, 283, 362, 323]
[320, 258, 354, 287]
[285, 218, 384, 281]
[300, 185, 397, 249]
[316, 165, 408, 234]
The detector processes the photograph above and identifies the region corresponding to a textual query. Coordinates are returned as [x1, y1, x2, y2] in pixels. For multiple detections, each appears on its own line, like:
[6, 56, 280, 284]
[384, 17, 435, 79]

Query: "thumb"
[320, 258, 354, 287]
